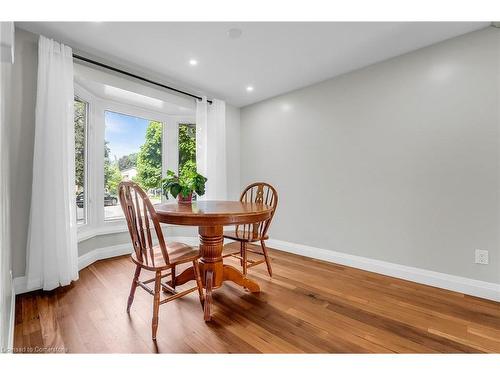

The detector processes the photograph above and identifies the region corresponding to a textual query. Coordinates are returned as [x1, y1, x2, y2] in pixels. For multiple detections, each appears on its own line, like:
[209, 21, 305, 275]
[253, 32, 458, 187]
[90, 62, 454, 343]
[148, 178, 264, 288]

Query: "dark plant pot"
[177, 192, 193, 204]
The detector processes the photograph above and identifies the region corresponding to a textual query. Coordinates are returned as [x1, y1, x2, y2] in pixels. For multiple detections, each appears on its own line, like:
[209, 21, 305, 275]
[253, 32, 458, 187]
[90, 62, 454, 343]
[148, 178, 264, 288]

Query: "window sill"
[78, 223, 128, 242]
[77, 221, 172, 242]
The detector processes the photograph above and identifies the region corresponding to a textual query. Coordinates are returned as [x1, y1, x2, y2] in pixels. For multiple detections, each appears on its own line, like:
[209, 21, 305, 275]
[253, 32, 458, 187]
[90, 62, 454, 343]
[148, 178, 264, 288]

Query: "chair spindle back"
[118, 181, 169, 267]
[237, 182, 278, 239]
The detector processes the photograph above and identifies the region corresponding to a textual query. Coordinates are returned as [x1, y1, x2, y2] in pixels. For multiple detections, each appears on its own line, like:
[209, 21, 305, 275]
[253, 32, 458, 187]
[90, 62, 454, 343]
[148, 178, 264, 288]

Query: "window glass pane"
[178, 123, 197, 199]
[178, 123, 196, 172]
[74, 98, 87, 224]
[104, 111, 163, 220]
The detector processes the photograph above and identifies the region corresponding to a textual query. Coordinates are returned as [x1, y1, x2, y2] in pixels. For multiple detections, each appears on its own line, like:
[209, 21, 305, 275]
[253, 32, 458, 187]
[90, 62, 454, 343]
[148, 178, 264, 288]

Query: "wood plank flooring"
[14, 243, 500, 353]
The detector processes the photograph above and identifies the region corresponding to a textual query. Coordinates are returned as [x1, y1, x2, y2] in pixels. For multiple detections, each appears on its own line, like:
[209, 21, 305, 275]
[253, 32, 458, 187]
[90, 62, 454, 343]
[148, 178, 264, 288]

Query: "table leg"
[198, 225, 260, 321]
[169, 225, 261, 322]
[197, 226, 223, 321]
[222, 264, 260, 292]
[173, 266, 195, 286]
[203, 270, 213, 321]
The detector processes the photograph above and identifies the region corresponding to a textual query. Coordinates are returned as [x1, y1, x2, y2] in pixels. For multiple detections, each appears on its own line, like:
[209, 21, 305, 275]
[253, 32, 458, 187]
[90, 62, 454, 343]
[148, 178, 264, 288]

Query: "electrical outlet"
[475, 249, 489, 265]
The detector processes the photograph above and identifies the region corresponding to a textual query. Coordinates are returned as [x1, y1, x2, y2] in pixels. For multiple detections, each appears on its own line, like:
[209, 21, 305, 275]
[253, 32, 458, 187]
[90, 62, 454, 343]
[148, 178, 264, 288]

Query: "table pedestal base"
[174, 225, 260, 321]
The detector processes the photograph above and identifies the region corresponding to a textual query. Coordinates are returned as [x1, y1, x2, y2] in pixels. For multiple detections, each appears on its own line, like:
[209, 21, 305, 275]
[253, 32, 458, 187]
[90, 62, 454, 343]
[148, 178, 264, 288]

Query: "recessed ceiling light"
[227, 28, 242, 39]
[246, 86, 254, 92]
[189, 59, 198, 66]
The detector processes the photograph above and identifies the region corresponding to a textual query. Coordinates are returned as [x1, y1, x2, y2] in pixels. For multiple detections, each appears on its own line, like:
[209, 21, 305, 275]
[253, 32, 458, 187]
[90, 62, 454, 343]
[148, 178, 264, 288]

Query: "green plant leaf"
[161, 169, 207, 200]
[183, 186, 193, 197]
[170, 183, 182, 198]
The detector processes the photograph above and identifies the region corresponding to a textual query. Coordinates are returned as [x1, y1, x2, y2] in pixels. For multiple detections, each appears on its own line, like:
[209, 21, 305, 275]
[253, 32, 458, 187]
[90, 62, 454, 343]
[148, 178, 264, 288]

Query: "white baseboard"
[77, 236, 203, 270]
[77, 243, 132, 270]
[13, 276, 31, 295]
[266, 239, 500, 302]
[13, 236, 202, 295]
[8, 271, 15, 351]
[14, 236, 500, 302]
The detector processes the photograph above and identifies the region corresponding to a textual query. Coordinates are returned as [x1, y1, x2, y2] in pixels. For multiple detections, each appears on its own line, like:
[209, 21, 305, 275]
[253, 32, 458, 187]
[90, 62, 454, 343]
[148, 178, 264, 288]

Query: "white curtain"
[26, 36, 78, 291]
[196, 97, 227, 200]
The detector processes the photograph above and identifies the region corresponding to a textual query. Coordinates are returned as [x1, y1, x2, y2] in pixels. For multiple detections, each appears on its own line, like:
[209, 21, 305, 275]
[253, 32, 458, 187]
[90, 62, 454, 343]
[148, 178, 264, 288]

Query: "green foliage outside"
[107, 167, 123, 195]
[74, 99, 86, 193]
[136, 121, 163, 190]
[118, 153, 137, 171]
[104, 141, 122, 195]
[178, 124, 196, 176]
[99, 120, 197, 197]
[161, 123, 204, 199]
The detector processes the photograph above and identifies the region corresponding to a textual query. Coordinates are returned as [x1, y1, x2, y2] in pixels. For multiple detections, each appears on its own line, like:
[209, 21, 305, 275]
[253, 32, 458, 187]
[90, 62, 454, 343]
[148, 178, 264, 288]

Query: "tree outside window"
[74, 98, 87, 224]
[104, 112, 163, 220]
[178, 123, 196, 176]
[136, 121, 163, 191]
[103, 114, 197, 220]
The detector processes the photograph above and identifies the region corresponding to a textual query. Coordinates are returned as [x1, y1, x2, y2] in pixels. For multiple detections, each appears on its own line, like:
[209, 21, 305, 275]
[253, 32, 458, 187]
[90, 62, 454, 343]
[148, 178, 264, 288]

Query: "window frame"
[74, 82, 195, 241]
[74, 85, 94, 237]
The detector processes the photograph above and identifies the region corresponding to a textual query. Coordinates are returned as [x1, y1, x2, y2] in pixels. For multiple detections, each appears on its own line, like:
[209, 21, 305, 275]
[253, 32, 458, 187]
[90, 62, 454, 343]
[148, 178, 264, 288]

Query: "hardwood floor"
[14, 243, 500, 353]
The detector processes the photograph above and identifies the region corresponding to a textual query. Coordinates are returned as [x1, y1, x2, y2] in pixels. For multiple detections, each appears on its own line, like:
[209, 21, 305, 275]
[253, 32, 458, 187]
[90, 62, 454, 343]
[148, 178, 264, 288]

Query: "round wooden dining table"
[154, 200, 273, 321]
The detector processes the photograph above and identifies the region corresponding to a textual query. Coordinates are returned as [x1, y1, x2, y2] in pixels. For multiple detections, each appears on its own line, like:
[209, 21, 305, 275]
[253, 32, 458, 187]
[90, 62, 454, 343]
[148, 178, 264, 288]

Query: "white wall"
[226, 103, 241, 200]
[0, 22, 14, 351]
[241, 27, 500, 284]
[8, 28, 37, 278]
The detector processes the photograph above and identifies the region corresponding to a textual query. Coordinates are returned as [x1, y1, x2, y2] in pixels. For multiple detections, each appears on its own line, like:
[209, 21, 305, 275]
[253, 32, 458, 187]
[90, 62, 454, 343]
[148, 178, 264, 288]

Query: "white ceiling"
[17, 22, 489, 107]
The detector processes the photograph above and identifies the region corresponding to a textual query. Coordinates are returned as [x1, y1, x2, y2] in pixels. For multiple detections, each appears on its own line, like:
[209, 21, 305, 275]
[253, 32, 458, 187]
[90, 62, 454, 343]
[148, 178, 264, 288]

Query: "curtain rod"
[73, 54, 213, 105]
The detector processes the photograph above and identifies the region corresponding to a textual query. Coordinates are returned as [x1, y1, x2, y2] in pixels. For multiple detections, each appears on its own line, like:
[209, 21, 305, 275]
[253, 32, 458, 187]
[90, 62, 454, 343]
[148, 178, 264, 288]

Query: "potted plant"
[161, 168, 207, 204]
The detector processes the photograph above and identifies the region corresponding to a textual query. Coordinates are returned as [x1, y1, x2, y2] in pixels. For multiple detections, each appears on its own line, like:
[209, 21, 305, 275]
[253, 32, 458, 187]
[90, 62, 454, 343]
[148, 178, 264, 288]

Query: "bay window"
[74, 81, 196, 240]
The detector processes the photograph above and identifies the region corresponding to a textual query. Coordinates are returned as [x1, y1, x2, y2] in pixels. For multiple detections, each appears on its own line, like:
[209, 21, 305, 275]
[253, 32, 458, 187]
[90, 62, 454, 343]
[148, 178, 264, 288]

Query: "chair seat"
[131, 242, 200, 270]
[223, 230, 269, 243]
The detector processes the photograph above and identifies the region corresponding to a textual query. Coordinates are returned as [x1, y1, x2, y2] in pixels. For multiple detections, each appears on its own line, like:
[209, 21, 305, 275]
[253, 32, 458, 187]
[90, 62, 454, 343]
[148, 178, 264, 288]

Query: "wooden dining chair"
[118, 181, 204, 340]
[223, 182, 278, 277]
